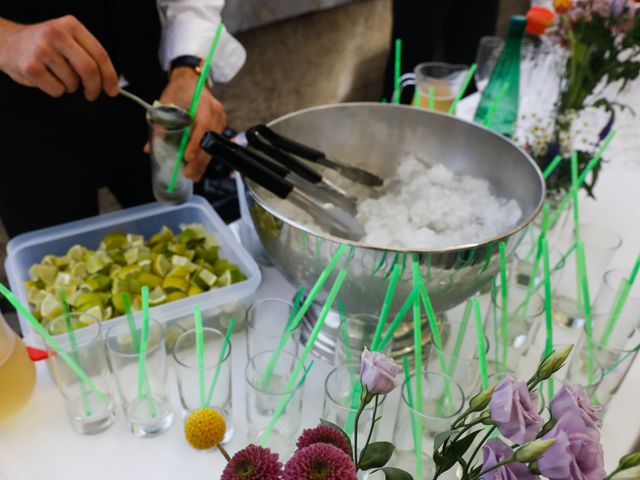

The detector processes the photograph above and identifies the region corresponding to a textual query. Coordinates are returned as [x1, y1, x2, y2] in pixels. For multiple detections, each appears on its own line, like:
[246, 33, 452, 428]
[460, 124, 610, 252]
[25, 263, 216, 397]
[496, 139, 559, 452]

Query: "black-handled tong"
[253, 124, 384, 186]
[200, 131, 365, 241]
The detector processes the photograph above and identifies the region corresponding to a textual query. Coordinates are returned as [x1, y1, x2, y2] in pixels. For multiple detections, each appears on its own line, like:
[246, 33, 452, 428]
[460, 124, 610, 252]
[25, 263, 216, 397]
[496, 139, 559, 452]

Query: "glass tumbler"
[149, 118, 193, 204]
[392, 371, 464, 478]
[245, 298, 300, 360]
[173, 327, 233, 444]
[592, 268, 640, 321]
[398, 62, 469, 112]
[245, 350, 305, 459]
[105, 318, 173, 437]
[323, 363, 387, 452]
[46, 314, 116, 435]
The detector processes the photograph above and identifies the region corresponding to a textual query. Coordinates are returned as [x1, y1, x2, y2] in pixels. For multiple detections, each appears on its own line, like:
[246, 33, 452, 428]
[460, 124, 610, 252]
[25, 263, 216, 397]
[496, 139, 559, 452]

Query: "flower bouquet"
[522, 0, 640, 198]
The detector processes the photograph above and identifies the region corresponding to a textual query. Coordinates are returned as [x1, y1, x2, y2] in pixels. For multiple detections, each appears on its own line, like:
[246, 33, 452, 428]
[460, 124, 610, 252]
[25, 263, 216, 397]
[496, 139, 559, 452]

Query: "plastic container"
[5, 196, 261, 347]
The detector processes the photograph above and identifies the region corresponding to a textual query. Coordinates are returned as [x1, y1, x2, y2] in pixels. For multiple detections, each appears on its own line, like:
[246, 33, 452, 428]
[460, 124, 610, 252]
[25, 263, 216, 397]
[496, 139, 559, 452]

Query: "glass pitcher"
[0, 311, 36, 421]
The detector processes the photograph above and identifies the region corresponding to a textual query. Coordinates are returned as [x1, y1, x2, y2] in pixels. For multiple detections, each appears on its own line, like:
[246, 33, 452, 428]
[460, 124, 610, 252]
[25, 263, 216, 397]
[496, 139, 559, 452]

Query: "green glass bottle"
[473, 15, 526, 136]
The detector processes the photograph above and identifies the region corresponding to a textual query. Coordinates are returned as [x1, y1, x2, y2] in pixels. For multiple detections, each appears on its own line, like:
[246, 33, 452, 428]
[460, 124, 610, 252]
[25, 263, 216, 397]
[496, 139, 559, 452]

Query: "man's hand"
[0, 16, 119, 100]
[157, 67, 226, 182]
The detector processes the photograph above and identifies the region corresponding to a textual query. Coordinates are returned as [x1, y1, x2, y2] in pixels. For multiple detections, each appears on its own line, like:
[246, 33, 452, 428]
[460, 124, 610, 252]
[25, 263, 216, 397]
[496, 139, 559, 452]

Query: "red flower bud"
[553, 0, 573, 14]
[526, 6, 555, 36]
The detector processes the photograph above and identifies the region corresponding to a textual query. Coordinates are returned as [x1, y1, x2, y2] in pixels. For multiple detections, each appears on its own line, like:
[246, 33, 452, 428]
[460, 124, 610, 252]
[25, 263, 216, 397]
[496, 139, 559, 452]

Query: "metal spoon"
[119, 88, 192, 128]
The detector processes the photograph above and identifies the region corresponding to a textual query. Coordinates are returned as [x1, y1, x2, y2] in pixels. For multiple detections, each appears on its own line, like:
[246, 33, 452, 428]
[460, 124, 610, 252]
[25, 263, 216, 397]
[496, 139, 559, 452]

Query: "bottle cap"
[507, 15, 527, 37]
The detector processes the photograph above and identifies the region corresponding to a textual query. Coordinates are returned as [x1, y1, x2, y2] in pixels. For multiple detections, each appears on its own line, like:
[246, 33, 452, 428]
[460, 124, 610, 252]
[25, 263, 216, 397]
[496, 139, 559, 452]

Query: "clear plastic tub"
[5, 196, 261, 347]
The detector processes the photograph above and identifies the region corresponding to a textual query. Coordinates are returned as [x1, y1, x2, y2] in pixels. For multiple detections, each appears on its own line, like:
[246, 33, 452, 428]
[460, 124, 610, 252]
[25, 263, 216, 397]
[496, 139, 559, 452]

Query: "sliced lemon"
[53, 256, 71, 268]
[117, 264, 142, 279]
[85, 274, 111, 292]
[112, 291, 127, 313]
[41, 255, 57, 266]
[75, 292, 103, 309]
[162, 276, 189, 293]
[196, 246, 219, 264]
[197, 269, 218, 289]
[70, 262, 88, 280]
[152, 255, 171, 277]
[28, 265, 39, 281]
[110, 264, 122, 277]
[127, 233, 145, 247]
[139, 272, 162, 288]
[213, 259, 230, 276]
[139, 259, 152, 272]
[167, 291, 187, 302]
[216, 270, 232, 288]
[187, 284, 203, 296]
[80, 305, 102, 323]
[67, 245, 86, 262]
[36, 264, 58, 285]
[101, 231, 127, 250]
[171, 254, 189, 267]
[86, 254, 107, 274]
[103, 306, 113, 320]
[176, 228, 197, 245]
[167, 265, 190, 278]
[148, 286, 167, 305]
[124, 247, 139, 265]
[53, 272, 73, 288]
[40, 292, 63, 320]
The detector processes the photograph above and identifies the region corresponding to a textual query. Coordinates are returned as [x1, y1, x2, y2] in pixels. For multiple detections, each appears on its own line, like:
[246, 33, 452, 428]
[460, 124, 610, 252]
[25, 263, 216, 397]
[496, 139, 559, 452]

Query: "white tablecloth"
[2, 87, 640, 479]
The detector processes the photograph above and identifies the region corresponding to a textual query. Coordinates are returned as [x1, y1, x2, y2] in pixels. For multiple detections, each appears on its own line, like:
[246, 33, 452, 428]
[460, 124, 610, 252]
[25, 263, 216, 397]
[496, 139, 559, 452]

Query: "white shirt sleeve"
[157, 0, 246, 83]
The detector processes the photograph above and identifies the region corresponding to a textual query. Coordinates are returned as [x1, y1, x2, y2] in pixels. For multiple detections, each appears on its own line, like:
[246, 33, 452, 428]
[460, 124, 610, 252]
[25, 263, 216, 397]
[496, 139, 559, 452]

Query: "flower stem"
[353, 387, 373, 466]
[217, 443, 231, 462]
[358, 395, 380, 470]
[475, 457, 516, 478]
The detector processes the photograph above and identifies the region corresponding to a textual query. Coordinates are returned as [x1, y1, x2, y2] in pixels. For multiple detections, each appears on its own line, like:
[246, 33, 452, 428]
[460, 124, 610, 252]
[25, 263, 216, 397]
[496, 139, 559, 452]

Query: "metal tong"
[199, 131, 365, 241]
[251, 124, 384, 187]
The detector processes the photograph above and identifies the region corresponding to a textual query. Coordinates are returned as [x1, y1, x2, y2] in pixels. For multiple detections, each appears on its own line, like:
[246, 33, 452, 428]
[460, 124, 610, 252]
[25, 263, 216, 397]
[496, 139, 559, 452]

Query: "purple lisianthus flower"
[550, 384, 602, 429]
[490, 376, 543, 444]
[480, 439, 537, 480]
[360, 348, 401, 395]
[538, 411, 605, 480]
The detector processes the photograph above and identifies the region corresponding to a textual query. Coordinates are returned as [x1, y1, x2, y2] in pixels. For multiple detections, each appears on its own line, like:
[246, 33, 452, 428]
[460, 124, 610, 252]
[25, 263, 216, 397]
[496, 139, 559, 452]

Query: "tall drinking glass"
[593, 268, 640, 321]
[245, 298, 300, 360]
[46, 314, 116, 434]
[245, 350, 305, 458]
[173, 327, 233, 443]
[105, 318, 173, 437]
[149, 119, 193, 204]
[552, 224, 622, 328]
[475, 36, 504, 92]
[485, 286, 545, 375]
[323, 363, 387, 452]
[391, 372, 464, 478]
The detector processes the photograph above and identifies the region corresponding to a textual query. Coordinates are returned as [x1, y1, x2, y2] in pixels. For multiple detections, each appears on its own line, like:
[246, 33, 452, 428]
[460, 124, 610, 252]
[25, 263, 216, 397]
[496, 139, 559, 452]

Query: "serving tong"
[251, 124, 384, 187]
[200, 132, 365, 241]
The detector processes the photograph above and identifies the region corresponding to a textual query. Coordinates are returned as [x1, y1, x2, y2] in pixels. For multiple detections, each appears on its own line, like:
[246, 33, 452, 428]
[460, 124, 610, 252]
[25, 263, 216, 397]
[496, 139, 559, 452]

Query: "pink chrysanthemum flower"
[284, 443, 356, 480]
[221, 444, 282, 480]
[296, 424, 352, 457]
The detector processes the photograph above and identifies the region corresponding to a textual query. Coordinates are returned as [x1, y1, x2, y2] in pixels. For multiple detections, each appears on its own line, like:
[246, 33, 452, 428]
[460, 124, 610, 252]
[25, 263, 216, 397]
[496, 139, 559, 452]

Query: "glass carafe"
[0, 312, 36, 421]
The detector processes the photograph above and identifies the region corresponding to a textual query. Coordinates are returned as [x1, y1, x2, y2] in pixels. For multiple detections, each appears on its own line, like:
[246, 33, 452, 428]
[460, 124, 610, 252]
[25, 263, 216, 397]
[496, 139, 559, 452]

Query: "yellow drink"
[0, 316, 36, 422]
[417, 83, 455, 113]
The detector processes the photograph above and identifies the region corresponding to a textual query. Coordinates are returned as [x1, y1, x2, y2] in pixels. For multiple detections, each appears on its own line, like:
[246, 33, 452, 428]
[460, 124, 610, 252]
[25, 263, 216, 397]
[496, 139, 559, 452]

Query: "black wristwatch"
[170, 55, 204, 76]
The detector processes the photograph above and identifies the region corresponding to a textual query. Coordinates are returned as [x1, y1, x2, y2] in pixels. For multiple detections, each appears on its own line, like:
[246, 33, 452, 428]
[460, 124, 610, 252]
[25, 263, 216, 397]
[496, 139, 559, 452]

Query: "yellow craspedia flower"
[184, 407, 226, 450]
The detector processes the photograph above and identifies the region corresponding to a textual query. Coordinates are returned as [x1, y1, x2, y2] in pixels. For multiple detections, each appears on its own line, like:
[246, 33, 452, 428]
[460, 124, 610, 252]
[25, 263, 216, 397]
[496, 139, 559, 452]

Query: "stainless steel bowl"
[245, 103, 544, 316]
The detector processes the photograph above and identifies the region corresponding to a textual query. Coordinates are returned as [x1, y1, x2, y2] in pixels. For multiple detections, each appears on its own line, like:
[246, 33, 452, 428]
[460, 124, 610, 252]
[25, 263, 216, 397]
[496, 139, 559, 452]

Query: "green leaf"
[358, 441, 394, 470]
[433, 429, 458, 452]
[319, 419, 353, 458]
[450, 429, 482, 459]
[378, 466, 414, 480]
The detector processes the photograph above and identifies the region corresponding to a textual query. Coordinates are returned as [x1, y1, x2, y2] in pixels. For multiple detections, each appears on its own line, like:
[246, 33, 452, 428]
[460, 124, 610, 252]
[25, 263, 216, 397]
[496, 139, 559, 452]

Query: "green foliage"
[358, 441, 395, 470]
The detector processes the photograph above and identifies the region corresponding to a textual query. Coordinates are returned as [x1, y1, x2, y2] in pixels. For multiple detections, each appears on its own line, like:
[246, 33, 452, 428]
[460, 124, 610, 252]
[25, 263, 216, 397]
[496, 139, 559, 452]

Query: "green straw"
[378, 286, 419, 351]
[491, 279, 499, 367]
[548, 131, 616, 226]
[167, 23, 224, 194]
[371, 263, 402, 351]
[262, 268, 348, 445]
[498, 242, 509, 370]
[412, 278, 424, 480]
[428, 85, 435, 111]
[258, 286, 306, 387]
[403, 356, 419, 453]
[575, 242, 595, 385]
[600, 254, 640, 347]
[393, 38, 402, 104]
[471, 298, 489, 389]
[519, 204, 550, 316]
[193, 304, 206, 408]
[137, 286, 157, 417]
[205, 316, 236, 406]
[417, 279, 449, 381]
[484, 82, 509, 128]
[541, 238, 554, 357]
[122, 292, 140, 352]
[0, 283, 109, 402]
[448, 63, 477, 115]
[288, 244, 347, 332]
[260, 360, 314, 446]
[542, 155, 564, 179]
[412, 90, 421, 107]
[59, 290, 91, 417]
[447, 300, 472, 379]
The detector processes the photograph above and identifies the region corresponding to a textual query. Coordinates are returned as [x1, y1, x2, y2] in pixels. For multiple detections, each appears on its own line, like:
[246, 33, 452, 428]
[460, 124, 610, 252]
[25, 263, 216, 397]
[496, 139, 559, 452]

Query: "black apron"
[0, 1, 164, 236]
